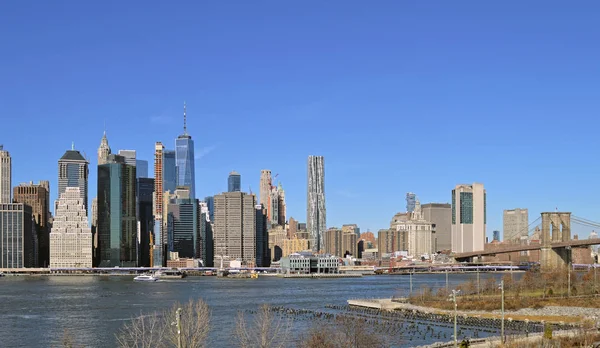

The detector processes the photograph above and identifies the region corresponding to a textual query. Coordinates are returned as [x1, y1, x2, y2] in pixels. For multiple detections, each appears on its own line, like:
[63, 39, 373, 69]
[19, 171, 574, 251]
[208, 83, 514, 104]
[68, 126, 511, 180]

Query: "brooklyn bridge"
[454, 212, 600, 269]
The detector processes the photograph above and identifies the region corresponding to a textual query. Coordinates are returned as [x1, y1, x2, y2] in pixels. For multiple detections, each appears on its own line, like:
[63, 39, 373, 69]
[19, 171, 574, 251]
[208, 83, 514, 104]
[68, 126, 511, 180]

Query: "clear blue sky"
[1, 1, 600, 239]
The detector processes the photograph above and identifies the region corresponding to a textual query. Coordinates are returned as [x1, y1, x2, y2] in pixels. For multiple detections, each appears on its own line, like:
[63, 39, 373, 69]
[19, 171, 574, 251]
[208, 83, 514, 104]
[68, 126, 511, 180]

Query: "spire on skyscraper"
[98, 129, 111, 166]
[183, 101, 187, 135]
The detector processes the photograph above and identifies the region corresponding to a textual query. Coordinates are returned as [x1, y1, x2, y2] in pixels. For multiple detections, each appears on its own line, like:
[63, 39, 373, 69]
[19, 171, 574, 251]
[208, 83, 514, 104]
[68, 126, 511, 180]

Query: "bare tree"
[235, 304, 292, 348]
[164, 299, 211, 348]
[301, 326, 336, 348]
[302, 316, 385, 348]
[116, 298, 211, 348]
[116, 311, 168, 348]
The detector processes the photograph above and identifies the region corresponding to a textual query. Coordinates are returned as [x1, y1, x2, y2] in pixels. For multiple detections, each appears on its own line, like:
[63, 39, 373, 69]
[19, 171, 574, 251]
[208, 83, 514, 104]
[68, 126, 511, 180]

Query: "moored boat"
[133, 274, 158, 282]
[156, 270, 186, 279]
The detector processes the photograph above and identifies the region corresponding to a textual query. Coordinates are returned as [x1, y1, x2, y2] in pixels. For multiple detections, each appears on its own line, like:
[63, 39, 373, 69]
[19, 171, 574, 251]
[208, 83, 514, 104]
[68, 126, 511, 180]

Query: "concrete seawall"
[282, 273, 362, 278]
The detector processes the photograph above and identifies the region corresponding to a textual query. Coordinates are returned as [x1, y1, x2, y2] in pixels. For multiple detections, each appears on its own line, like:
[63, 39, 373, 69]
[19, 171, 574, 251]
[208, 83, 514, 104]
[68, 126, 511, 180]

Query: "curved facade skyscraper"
[176, 102, 196, 199]
[307, 155, 326, 252]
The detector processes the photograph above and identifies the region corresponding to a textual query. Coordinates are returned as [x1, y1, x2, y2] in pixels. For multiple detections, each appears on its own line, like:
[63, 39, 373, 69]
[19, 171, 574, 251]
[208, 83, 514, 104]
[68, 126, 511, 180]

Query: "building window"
[451, 190, 456, 225]
[460, 192, 473, 224]
[484, 192, 487, 225]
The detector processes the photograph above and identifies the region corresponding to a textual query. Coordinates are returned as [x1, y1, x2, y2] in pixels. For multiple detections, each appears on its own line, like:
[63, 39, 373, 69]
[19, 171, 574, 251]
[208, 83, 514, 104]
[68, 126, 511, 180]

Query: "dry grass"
[408, 269, 600, 314]
[499, 331, 600, 347]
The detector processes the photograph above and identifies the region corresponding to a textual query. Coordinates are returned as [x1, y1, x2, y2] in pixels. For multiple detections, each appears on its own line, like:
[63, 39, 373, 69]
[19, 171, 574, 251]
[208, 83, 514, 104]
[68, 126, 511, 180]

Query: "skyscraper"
[153, 142, 177, 266]
[307, 155, 326, 252]
[91, 197, 98, 264]
[0, 145, 11, 203]
[198, 201, 213, 266]
[49, 187, 92, 268]
[213, 192, 257, 266]
[164, 150, 177, 194]
[97, 131, 111, 165]
[255, 204, 269, 267]
[97, 154, 137, 267]
[136, 160, 149, 178]
[406, 192, 416, 213]
[277, 182, 286, 225]
[118, 150, 137, 167]
[493, 230, 501, 242]
[503, 208, 529, 242]
[204, 196, 214, 222]
[451, 183, 486, 253]
[421, 203, 452, 252]
[58, 145, 89, 214]
[259, 170, 272, 222]
[13, 181, 51, 267]
[166, 187, 199, 259]
[0, 203, 35, 268]
[228, 171, 241, 192]
[342, 224, 361, 238]
[137, 177, 154, 267]
[176, 102, 196, 198]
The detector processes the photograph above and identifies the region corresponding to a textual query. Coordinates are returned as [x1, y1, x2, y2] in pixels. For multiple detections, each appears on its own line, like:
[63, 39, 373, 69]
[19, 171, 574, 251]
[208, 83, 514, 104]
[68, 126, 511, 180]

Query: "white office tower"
[50, 187, 93, 268]
[451, 183, 486, 253]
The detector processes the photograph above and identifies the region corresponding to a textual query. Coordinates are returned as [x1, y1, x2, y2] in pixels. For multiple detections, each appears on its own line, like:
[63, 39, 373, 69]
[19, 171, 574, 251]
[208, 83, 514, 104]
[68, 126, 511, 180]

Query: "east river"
[0, 273, 513, 347]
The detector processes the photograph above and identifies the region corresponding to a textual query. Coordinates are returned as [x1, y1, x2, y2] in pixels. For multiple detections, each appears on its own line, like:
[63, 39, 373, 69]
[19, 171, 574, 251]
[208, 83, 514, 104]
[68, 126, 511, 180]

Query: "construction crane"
[270, 173, 279, 189]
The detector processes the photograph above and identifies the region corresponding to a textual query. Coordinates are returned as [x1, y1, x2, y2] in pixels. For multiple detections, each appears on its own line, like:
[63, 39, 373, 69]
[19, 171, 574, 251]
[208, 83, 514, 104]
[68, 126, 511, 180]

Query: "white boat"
[0, 272, 5, 277]
[134, 274, 158, 282]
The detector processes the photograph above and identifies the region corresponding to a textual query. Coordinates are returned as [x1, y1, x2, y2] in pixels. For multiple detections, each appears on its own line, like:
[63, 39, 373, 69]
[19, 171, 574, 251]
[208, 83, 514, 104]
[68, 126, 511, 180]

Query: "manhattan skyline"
[2, 1, 600, 239]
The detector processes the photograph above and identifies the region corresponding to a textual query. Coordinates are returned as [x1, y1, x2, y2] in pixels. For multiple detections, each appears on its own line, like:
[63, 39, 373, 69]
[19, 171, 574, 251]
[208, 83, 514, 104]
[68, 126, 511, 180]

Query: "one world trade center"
[176, 102, 196, 198]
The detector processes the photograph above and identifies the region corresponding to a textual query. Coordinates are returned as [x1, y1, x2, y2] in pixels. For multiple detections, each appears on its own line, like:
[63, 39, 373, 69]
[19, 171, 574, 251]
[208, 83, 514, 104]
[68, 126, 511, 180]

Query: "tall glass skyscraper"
[204, 196, 214, 222]
[406, 192, 416, 213]
[176, 102, 196, 198]
[97, 154, 137, 267]
[228, 171, 241, 192]
[164, 150, 177, 194]
[307, 155, 326, 252]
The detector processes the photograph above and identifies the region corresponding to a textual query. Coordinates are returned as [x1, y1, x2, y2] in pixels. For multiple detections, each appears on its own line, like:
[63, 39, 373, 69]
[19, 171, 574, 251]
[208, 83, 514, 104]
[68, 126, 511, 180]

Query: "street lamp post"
[568, 262, 571, 298]
[176, 307, 182, 348]
[500, 280, 505, 343]
[446, 269, 449, 293]
[450, 289, 460, 348]
[410, 271, 413, 296]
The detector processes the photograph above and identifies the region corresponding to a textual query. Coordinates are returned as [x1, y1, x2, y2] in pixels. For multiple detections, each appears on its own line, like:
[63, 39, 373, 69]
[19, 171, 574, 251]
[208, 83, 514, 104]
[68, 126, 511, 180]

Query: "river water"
[0, 273, 511, 347]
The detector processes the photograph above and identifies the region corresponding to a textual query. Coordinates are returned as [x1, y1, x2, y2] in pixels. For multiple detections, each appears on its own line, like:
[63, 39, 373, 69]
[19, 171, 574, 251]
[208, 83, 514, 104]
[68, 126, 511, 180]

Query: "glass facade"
[204, 196, 214, 222]
[136, 160, 148, 178]
[0, 204, 34, 268]
[228, 173, 241, 192]
[484, 192, 487, 225]
[451, 190, 456, 225]
[136, 177, 154, 267]
[406, 193, 416, 213]
[163, 150, 177, 194]
[459, 192, 473, 224]
[168, 198, 197, 258]
[97, 157, 137, 267]
[199, 210, 213, 266]
[176, 137, 196, 198]
[58, 150, 89, 214]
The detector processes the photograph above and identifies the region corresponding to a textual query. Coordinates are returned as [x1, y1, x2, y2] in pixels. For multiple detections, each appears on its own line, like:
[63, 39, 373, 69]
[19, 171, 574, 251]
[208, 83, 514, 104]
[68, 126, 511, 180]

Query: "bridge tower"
[540, 212, 571, 270]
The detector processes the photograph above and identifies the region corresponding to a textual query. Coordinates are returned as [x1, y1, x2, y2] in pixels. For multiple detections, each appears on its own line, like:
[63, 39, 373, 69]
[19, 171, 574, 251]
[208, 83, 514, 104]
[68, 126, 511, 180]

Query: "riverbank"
[417, 328, 600, 348]
[347, 298, 600, 325]
[281, 273, 362, 278]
